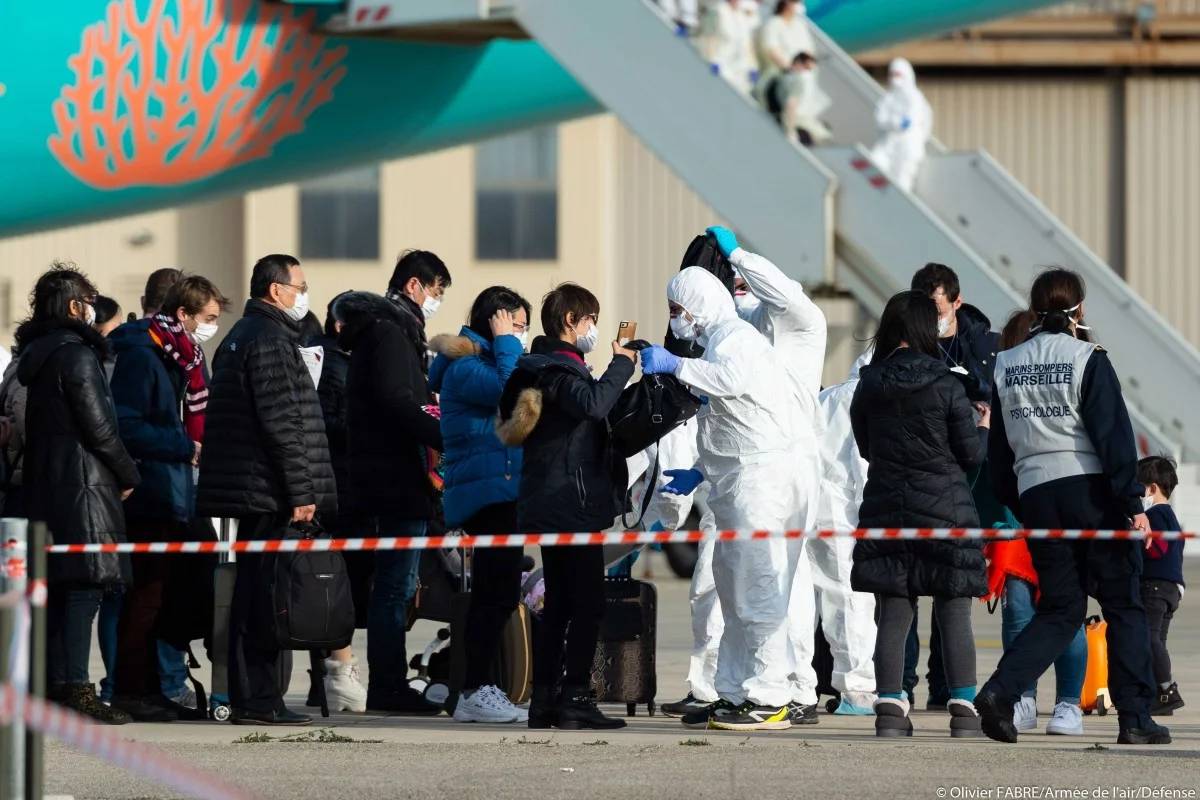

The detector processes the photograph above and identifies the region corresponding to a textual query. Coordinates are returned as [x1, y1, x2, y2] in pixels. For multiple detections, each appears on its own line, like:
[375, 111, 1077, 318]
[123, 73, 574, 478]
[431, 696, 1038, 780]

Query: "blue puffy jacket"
[428, 326, 523, 527]
[109, 320, 196, 523]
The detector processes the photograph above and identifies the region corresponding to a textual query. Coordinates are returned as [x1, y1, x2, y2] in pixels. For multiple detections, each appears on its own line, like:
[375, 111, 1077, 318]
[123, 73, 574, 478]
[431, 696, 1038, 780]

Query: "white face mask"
[422, 295, 441, 320]
[284, 291, 309, 322]
[670, 314, 700, 342]
[83, 303, 96, 327]
[1142, 495, 1156, 511]
[191, 322, 219, 344]
[937, 314, 952, 338]
[517, 331, 530, 351]
[734, 292, 761, 319]
[575, 322, 599, 354]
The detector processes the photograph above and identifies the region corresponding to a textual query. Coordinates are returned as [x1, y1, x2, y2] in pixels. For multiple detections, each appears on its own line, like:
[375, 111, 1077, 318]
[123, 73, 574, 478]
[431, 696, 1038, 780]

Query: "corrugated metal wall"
[921, 77, 1120, 266]
[1125, 76, 1200, 346]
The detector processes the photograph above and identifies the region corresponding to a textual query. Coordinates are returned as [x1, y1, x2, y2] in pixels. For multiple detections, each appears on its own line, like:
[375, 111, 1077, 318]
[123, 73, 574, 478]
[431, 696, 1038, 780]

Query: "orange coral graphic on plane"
[48, 0, 348, 189]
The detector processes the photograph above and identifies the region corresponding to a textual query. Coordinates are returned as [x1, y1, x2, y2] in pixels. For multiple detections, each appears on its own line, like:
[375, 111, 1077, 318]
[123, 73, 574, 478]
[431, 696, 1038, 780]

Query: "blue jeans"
[97, 588, 123, 702]
[157, 641, 189, 699]
[1001, 576, 1087, 704]
[363, 516, 425, 694]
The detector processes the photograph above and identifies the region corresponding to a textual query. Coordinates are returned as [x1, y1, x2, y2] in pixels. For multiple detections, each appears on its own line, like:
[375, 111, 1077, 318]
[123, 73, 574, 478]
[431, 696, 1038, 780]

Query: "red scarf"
[148, 314, 209, 443]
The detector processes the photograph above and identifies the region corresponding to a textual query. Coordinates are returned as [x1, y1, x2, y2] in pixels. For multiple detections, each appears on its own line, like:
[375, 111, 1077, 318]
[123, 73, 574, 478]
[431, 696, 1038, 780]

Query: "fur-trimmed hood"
[429, 332, 481, 360]
[496, 387, 543, 446]
[335, 291, 422, 353]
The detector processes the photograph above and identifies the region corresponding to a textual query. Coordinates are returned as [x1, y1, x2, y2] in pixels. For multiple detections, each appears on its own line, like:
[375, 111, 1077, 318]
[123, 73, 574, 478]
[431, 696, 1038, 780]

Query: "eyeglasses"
[579, 314, 598, 325]
[275, 281, 309, 294]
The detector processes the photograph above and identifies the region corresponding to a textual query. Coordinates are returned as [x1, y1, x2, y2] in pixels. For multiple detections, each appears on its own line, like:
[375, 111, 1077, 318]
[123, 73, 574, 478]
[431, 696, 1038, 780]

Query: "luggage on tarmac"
[1080, 615, 1111, 715]
[210, 518, 236, 722]
[590, 576, 657, 716]
[261, 520, 355, 651]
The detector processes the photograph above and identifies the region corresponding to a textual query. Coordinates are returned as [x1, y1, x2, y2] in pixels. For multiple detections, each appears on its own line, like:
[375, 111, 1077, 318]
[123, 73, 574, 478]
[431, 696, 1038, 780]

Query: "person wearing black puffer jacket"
[849, 290, 988, 739]
[339, 250, 450, 715]
[197, 254, 335, 727]
[17, 264, 140, 726]
[498, 283, 637, 731]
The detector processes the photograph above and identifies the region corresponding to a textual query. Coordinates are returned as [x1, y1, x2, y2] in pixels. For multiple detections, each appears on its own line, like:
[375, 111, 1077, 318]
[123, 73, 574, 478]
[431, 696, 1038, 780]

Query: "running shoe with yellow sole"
[709, 701, 792, 731]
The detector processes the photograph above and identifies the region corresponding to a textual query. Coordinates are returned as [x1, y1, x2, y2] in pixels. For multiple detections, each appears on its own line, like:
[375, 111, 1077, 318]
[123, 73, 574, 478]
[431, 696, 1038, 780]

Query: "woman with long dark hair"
[16, 264, 140, 724]
[976, 269, 1168, 746]
[849, 290, 988, 738]
[429, 285, 532, 724]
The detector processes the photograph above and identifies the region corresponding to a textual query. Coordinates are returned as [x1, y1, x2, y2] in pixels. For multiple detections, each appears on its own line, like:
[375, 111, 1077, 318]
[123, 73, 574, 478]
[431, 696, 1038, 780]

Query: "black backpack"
[260, 520, 355, 651]
[608, 342, 703, 459]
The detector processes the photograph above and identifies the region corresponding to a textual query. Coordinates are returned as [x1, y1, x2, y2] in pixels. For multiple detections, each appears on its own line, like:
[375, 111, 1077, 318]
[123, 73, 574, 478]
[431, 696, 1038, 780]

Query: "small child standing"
[1137, 456, 1186, 715]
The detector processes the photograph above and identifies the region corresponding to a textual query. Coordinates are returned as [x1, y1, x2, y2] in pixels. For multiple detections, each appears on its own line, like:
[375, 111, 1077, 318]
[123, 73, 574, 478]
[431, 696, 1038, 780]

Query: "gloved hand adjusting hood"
[668, 267, 739, 348]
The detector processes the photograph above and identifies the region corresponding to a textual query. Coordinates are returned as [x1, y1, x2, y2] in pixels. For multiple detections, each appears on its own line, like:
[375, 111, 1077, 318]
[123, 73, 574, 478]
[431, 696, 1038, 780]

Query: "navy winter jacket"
[428, 327, 524, 527]
[109, 320, 196, 523]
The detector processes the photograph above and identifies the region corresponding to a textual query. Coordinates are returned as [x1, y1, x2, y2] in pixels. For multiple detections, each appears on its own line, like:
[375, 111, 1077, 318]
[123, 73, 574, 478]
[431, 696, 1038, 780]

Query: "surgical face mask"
[517, 330, 530, 351]
[284, 291, 309, 322]
[937, 314, 952, 338]
[421, 294, 441, 320]
[191, 321, 219, 344]
[575, 322, 599, 354]
[83, 302, 96, 327]
[670, 314, 700, 342]
[734, 292, 761, 319]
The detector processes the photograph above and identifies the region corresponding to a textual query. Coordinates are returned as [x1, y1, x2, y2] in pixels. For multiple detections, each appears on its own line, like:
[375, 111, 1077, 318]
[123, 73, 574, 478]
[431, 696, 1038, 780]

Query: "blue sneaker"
[834, 691, 877, 716]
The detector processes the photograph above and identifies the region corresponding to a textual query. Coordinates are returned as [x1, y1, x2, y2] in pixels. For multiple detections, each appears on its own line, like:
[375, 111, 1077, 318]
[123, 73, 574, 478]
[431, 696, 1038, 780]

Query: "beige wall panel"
[0, 210, 180, 339]
[921, 77, 1117, 265]
[1125, 76, 1200, 347]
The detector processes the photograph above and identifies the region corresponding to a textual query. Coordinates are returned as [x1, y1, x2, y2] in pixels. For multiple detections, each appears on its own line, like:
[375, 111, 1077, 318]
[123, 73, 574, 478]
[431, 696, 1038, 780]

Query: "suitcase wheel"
[1096, 695, 1109, 717]
[212, 704, 231, 723]
[627, 702, 636, 717]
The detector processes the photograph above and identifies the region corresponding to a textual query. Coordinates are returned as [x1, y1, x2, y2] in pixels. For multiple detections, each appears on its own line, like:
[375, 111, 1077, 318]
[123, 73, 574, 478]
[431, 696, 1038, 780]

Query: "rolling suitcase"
[590, 576, 657, 716]
[1080, 615, 1111, 715]
[210, 518, 235, 722]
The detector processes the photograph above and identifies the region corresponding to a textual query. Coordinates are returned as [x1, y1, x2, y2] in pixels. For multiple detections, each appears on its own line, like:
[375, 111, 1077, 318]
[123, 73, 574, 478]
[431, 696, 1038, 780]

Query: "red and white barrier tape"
[43, 527, 1195, 554]
[0, 683, 254, 800]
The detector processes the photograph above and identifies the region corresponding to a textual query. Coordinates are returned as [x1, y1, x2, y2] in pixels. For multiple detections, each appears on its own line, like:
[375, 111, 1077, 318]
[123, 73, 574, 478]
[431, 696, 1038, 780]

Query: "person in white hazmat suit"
[812, 350, 879, 715]
[869, 58, 932, 192]
[697, 0, 757, 96]
[640, 262, 814, 732]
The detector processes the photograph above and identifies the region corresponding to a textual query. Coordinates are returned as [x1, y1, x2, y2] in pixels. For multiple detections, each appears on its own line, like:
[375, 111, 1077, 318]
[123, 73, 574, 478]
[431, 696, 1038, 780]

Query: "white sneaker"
[1046, 702, 1084, 736]
[324, 658, 367, 713]
[454, 685, 526, 723]
[167, 686, 197, 710]
[1013, 696, 1037, 731]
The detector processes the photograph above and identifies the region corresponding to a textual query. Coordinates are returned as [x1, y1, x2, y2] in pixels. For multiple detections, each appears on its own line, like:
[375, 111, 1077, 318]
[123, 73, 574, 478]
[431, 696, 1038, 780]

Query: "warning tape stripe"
[0, 684, 254, 800]
[41, 527, 1195, 554]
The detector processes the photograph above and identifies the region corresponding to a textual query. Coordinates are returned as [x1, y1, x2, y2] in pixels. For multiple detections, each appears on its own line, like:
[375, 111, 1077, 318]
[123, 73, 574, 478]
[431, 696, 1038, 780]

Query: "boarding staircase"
[326, 0, 1199, 474]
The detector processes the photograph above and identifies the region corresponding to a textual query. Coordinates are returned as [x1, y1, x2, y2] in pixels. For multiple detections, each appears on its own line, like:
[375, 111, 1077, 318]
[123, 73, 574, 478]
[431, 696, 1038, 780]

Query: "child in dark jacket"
[1137, 456, 1186, 716]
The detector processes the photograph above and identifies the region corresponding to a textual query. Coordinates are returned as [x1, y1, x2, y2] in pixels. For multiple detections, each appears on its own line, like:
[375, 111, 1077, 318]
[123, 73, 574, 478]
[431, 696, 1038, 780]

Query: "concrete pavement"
[41, 554, 1199, 799]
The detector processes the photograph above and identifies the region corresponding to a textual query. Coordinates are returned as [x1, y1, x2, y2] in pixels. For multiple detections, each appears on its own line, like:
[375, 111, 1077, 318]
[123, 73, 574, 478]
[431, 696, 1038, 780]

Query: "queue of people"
[0, 232, 1184, 746]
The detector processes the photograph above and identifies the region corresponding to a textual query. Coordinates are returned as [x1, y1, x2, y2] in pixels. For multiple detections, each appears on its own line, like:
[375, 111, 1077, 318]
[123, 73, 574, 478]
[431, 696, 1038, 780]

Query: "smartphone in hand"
[617, 321, 637, 346]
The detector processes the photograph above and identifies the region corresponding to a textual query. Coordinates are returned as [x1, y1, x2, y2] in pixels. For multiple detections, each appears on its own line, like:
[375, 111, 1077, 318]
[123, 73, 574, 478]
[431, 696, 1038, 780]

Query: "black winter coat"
[940, 304, 1000, 403]
[196, 300, 336, 519]
[849, 348, 987, 598]
[498, 336, 635, 534]
[308, 334, 353, 521]
[339, 295, 442, 521]
[17, 319, 140, 585]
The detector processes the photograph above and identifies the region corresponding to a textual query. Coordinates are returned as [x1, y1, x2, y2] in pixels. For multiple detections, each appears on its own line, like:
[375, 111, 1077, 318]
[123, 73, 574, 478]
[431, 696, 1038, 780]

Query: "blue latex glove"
[705, 225, 739, 258]
[640, 345, 680, 375]
[900, 116, 912, 131]
[661, 468, 704, 496]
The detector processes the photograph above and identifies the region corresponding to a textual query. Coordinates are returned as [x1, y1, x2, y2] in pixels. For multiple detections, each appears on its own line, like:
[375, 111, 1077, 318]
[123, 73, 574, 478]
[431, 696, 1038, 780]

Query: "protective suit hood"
[669, 267, 739, 347]
[888, 58, 916, 91]
[847, 347, 873, 381]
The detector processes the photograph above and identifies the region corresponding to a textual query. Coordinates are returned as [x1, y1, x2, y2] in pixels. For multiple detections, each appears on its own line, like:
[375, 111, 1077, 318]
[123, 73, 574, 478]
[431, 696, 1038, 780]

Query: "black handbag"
[261, 520, 355, 651]
[608, 344, 703, 459]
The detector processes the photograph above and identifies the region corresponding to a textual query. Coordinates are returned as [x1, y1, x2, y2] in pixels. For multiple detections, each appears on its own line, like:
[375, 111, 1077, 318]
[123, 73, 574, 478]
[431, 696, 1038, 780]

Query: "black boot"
[1117, 718, 1172, 745]
[974, 689, 1017, 744]
[64, 684, 132, 725]
[528, 685, 558, 730]
[556, 686, 627, 730]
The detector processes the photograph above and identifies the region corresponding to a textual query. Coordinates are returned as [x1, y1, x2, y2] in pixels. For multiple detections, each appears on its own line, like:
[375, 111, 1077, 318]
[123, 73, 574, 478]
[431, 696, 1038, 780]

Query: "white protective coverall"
[658, 0, 699, 28]
[698, 1, 756, 96]
[811, 350, 877, 696]
[868, 58, 932, 192]
[668, 266, 809, 708]
[728, 247, 825, 707]
[642, 421, 721, 702]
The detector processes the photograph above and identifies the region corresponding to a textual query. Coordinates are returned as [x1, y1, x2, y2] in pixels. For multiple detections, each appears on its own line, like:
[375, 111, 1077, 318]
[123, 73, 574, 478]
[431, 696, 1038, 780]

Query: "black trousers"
[533, 544, 605, 690]
[462, 503, 524, 691]
[981, 475, 1156, 726]
[1140, 578, 1181, 686]
[229, 513, 289, 714]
